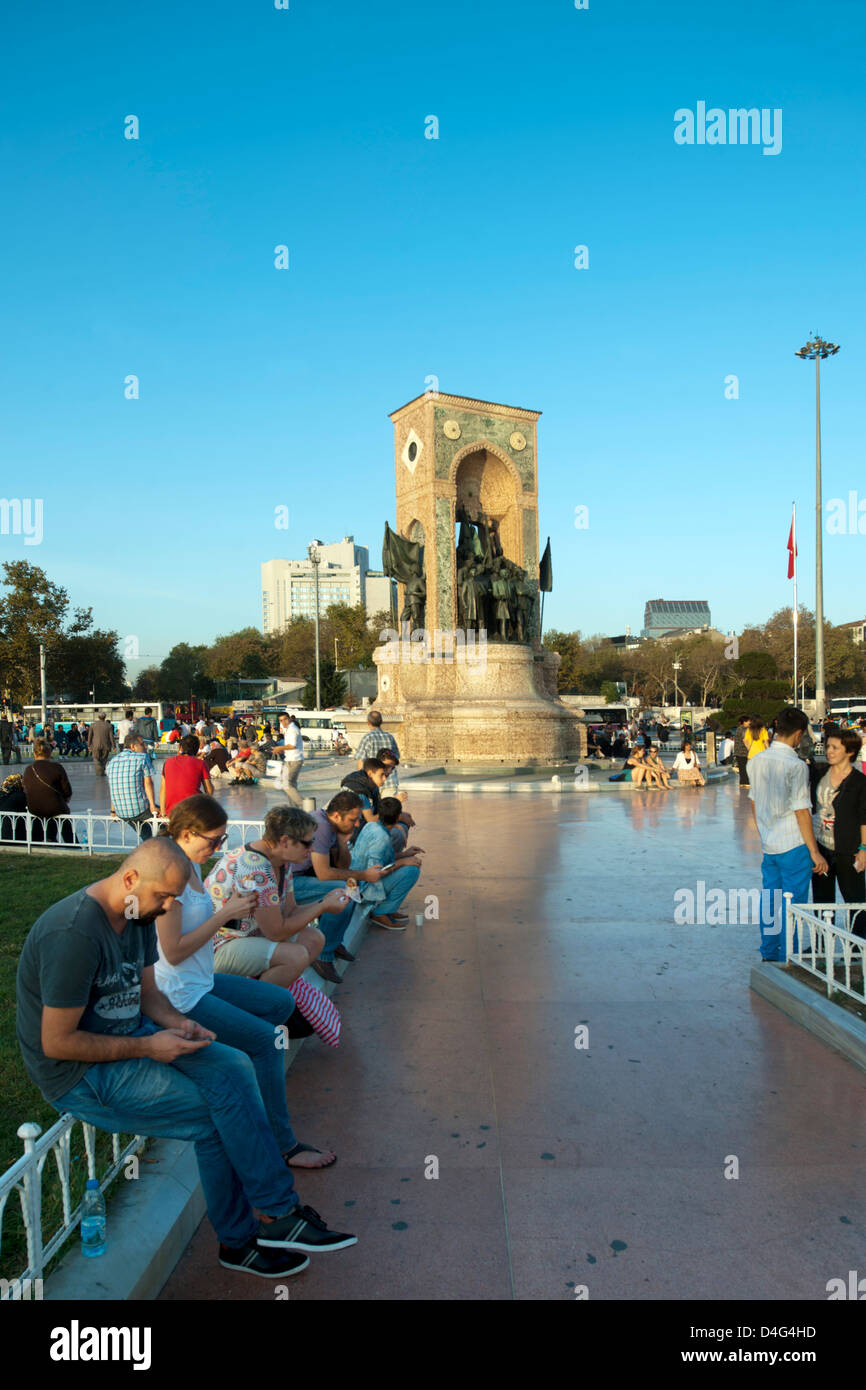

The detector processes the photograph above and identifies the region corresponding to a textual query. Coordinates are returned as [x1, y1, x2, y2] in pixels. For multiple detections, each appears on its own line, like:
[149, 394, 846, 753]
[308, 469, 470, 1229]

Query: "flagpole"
[792, 502, 798, 705]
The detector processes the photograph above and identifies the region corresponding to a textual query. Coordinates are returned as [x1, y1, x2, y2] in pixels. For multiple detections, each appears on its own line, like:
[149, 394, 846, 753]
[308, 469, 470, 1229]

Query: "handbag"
[28, 762, 71, 815]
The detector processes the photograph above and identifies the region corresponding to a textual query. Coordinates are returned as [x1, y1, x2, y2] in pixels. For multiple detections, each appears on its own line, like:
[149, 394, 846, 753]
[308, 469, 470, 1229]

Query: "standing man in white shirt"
[748, 706, 828, 962]
[273, 713, 305, 808]
[116, 709, 135, 748]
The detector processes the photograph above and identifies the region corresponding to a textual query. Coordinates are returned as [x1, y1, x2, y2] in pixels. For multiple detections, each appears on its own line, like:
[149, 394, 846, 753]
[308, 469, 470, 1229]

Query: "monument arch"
[375, 390, 583, 763]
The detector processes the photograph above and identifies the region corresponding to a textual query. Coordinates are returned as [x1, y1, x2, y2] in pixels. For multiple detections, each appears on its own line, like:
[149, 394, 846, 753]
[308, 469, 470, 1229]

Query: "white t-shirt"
[116, 719, 134, 746]
[280, 722, 304, 763]
[673, 751, 700, 770]
[195, 720, 206, 733]
[154, 862, 216, 1013]
[813, 772, 838, 851]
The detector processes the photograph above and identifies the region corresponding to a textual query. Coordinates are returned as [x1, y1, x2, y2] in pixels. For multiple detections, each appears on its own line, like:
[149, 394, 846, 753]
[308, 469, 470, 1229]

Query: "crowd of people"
[13, 708, 426, 1282]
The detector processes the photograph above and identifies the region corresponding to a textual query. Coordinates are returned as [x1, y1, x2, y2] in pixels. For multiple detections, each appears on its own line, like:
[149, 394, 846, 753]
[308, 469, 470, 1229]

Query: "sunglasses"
[298, 837, 316, 848]
[197, 831, 228, 850]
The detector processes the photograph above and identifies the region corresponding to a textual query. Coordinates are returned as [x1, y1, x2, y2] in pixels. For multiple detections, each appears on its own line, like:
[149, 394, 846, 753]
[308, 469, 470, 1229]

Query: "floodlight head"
[796, 335, 840, 360]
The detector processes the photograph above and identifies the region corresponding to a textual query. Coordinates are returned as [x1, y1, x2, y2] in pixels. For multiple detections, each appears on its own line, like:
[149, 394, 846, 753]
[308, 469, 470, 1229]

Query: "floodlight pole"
[309, 542, 322, 710]
[795, 335, 839, 720]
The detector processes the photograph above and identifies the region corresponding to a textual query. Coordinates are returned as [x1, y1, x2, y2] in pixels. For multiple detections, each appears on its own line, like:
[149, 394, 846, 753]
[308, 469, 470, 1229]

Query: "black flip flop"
[284, 1142, 338, 1170]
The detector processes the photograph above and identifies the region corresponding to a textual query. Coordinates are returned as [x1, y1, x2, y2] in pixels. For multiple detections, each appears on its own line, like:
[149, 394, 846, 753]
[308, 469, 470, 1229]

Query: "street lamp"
[795, 334, 840, 720]
[672, 659, 682, 708]
[308, 541, 322, 710]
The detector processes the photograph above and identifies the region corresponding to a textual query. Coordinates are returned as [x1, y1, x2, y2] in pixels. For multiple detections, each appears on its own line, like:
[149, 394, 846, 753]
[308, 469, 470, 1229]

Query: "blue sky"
[0, 0, 863, 678]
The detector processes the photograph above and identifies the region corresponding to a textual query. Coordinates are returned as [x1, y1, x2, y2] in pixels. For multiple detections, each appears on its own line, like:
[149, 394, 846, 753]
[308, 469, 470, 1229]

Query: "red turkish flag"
[787, 517, 797, 579]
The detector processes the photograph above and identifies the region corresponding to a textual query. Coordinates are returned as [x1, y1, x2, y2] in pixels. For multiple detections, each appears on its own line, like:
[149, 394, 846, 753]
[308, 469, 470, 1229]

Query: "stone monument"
[374, 391, 584, 764]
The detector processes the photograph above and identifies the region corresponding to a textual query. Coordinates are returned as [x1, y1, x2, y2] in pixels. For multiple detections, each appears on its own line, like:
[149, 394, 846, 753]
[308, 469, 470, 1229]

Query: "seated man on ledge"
[289, 790, 393, 983]
[339, 758, 389, 837]
[15, 838, 356, 1282]
[351, 797, 424, 932]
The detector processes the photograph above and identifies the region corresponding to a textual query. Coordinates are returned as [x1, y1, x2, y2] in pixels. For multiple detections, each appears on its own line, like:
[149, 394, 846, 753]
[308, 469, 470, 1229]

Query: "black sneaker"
[284, 1006, 315, 1039]
[219, 1240, 310, 1277]
[257, 1204, 358, 1253]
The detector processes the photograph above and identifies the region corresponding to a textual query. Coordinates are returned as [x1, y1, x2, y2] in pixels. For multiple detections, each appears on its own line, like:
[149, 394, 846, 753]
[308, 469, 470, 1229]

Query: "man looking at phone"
[290, 790, 394, 981]
[16, 838, 356, 1278]
[350, 797, 425, 932]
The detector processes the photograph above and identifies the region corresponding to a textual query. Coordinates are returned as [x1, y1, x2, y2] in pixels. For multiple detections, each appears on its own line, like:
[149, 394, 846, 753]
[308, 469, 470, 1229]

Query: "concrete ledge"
[407, 768, 733, 794]
[45, 1139, 206, 1302]
[44, 912, 372, 1300]
[750, 961, 866, 1075]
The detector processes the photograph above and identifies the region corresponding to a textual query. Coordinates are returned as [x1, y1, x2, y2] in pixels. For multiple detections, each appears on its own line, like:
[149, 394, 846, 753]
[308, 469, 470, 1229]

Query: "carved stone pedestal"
[373, 640, 585, 764]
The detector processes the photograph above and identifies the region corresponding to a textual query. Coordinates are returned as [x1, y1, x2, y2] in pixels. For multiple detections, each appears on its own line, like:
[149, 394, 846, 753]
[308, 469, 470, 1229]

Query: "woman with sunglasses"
[154, 796, 340, 1169]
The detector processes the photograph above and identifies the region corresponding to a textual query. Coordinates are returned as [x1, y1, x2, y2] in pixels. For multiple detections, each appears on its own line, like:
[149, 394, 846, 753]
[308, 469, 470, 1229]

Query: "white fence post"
[16, 1123, 44, 1280]
[784, 891, 794, 960]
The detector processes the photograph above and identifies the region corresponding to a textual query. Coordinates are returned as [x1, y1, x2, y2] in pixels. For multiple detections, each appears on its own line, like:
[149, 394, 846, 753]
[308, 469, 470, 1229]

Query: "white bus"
[23, 701, 173, 734]
[227, 705, 346, 752]
[829, 696, 866, 721]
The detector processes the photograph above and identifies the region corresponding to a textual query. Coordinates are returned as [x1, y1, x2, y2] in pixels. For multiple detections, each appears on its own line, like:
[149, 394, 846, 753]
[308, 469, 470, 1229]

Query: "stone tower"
[390, 391, 541, 640]
[375, 390, 583, 764]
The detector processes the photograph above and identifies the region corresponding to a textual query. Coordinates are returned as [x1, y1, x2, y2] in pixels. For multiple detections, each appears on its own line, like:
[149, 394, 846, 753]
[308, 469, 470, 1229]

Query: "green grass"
[0, 852, 134, 1282]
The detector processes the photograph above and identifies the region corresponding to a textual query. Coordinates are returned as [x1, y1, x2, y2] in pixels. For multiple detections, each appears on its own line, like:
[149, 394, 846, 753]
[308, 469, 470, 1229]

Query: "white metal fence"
[786, 896, 866, 1004]
[0, 810, 268, 856]
[0, 1117, 145, 1297]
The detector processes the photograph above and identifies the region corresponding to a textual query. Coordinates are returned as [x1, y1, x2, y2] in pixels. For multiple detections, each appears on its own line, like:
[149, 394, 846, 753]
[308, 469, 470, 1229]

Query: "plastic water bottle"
[80, 1179, 106, 1257]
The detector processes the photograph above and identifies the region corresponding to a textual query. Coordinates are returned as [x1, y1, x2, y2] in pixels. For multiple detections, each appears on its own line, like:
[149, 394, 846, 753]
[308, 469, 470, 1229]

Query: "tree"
[0, 562, 72, 702]
[369, 609, 397, 642]
[301, 656, 346, 709]
[50, 630, 127, 702]
[712, 650, 789, 728]
[600, 680, 620, 704]
[542, 630, 583, 692]
[271, 619, 316, 681]
[132, 666, 161, 700]
[205, 627, 273, 681]
[633, 642, 674, 705]
[678, 634, 726, 707]
[157, 644, 215, 701]
[324, 604, 380, 669]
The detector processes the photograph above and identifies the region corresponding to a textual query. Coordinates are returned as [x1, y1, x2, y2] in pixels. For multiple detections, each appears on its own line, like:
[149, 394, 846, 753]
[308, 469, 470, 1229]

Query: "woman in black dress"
[22, 738, 75, 844]
[810, 726, 866, 936]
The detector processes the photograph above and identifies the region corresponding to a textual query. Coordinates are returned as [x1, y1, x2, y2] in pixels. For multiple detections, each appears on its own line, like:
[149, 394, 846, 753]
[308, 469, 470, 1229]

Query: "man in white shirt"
[748, 706, 827, 961]
[273, 713, 304, 808]
[116, 709, 135, 747]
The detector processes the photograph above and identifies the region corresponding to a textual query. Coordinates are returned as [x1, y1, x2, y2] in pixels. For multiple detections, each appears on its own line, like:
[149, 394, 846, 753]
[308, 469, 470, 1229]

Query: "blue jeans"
[185, 975, 297, 1153]
[377, 864, 420, 915]
[52, 1020, 299, 1248]
[760, 843, 812, 961]
[292, 876, 356, 962]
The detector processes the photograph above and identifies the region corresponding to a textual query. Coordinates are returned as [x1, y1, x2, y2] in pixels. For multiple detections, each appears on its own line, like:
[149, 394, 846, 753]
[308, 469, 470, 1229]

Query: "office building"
[261, 536, 395, 635]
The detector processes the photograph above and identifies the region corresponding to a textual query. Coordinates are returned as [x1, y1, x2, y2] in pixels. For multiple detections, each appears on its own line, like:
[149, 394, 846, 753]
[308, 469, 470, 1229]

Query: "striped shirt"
[747, 741, 811, 855]
[355, 728, 400, 791]
[355, 728, 400, 762]
[106, 750, 154, 818]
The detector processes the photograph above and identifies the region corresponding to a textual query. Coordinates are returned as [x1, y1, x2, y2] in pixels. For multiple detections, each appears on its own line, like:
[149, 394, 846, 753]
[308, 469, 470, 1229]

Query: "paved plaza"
[144, 777, 866, 1301]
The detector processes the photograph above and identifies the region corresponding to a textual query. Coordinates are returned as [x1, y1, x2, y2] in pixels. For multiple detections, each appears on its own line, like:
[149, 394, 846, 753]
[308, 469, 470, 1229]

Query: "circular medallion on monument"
[509, 430, 526, 451]
[443, 419, 461, 440]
